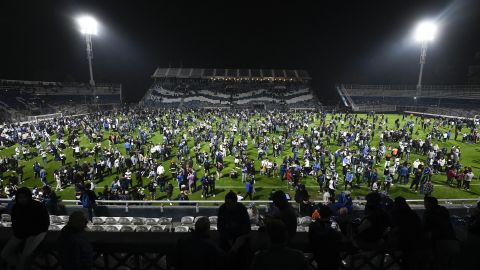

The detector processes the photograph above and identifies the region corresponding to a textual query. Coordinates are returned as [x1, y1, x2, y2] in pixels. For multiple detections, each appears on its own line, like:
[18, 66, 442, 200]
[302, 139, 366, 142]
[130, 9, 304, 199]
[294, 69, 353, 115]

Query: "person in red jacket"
[446, 167, 456, 187]
[1, 187, 50, 270]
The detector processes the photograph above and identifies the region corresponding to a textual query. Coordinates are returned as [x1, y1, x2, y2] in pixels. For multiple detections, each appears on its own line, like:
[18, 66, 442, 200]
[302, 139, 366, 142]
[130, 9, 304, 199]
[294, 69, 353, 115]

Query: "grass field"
[1, 112, 479, 202]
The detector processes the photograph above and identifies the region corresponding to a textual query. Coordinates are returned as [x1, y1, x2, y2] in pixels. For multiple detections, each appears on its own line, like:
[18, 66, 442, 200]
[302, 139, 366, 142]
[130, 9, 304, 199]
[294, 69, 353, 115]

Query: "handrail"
[1, 198, 478, 205]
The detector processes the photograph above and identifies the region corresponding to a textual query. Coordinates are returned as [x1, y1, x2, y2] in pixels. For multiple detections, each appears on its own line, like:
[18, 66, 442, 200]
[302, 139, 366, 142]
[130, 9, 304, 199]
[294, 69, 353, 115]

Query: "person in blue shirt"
[204, 173, 215, 198]
[279, 163, 286, 180]
[246, 179, 254, 200]
[398, 164, 409, 184]
[124, 141, 131, 153]
[176, 174, 183, 190]
[344, 170, 353, 191]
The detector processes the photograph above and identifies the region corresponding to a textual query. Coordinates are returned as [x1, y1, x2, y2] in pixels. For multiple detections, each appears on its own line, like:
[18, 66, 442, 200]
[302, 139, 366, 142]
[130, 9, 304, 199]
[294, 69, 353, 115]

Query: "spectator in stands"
[250, 219, 309, 270]
[1, 187, 49, 270]
[354, 192, 390, 250]
[268, 190, 297, 242]
[42, 185, 59, 215]
[423, 196, 459, 270]
[309, 204, 343, 270]
[217, 191, 251, 251]
[81, 182, 97, 222]
[389, 197, 427, 269]
[468, 201, 480, 235]
[169, 217, 223, 270]
[58, 211, 93, 270]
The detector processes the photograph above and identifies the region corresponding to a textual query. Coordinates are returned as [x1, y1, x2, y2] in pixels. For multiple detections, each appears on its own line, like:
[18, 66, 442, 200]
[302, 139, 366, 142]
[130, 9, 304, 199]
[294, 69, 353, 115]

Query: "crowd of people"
[0, 108, 478, 214]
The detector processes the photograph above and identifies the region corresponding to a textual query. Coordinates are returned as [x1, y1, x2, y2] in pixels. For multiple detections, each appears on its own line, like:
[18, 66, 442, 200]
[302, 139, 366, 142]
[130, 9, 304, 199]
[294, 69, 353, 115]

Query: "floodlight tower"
[414, 21, 437, 103]
[77, 16, 98, 97]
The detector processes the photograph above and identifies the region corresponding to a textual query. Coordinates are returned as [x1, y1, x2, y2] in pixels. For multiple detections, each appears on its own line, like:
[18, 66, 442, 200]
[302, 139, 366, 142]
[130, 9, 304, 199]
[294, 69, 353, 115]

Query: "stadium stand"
[0, 79, 122, 121]
[337, 84, 480, 117]
[141, 67, 320, 109]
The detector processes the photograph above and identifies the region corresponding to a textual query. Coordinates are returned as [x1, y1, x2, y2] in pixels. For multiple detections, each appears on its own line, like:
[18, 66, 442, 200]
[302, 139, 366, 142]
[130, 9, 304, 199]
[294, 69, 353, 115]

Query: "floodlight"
[415, 21, 437, 42]
[78, 16, 98, 35]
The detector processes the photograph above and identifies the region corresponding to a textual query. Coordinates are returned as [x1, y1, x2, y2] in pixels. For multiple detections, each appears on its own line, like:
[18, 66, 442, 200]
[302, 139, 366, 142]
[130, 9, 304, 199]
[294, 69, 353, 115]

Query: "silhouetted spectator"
[468, 201, 480, 235]
[58, 211, 93, 270]
[42, 185, 59, 215]
[354, 192, 390, 250]
[251, 219, 308, 270]
[169, 217, 223, 270]
[218, 191, 251, 251]
[80, 183, 97, 221]
[389, 197, 427, 269]
[269, 190, 298, 242]
[1, 187, 49, 270]
[423, 196, 459, 270]
[309, 204, 343, 270]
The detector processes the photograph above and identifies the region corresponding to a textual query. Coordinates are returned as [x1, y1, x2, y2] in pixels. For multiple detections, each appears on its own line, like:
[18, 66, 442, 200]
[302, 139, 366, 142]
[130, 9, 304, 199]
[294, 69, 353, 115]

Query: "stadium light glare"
[77, 16, 98, 35]
[415, 21, 437, 42]
[414, 20, 437, 105]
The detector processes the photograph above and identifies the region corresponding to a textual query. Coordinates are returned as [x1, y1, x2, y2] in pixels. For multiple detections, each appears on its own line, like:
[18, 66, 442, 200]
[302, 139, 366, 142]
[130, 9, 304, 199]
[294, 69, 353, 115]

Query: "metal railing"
[2, 198, 478, 213]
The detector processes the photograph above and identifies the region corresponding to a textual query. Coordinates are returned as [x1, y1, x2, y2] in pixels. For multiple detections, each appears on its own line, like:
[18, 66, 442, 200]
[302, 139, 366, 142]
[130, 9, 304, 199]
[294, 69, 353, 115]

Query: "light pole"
[77, 16, 98, 102]
[414, 21, 437, 104]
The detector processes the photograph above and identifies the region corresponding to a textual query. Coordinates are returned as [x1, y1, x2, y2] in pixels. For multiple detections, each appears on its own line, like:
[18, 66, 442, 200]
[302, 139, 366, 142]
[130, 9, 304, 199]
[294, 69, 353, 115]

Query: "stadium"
[0, 1, 480, 270]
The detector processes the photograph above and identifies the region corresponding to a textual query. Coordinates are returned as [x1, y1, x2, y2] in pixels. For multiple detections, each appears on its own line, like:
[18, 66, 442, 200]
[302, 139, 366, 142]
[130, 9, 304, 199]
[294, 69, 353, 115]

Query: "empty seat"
[298, 216, 312, 226]
[208, 216, 218, 224]
[49, 225, 61, 231]
[151, 225, 167, 232]
[88, 225, 105, 232]
[251, 226, 260, 231]
[92, 217, 105, 225]
[135, 225, 150, 232]
[146, 218, 159, 225]
[105, 225, 120, 232]
[1, 214, 11, 222]
[58, 215, 69, 223]
[174, 226, 190, 233]
[296, 226, 309, 232]
[105, 217, 118, 225]
[118, 217, 131, 225]
[210, 225, 217, 231]
[181, 216, 194, 225]
[120, 225, 135, 232]
[132, 217, 146, 225]
[159, 217, 172, 225]
[50, 215, 63, 224]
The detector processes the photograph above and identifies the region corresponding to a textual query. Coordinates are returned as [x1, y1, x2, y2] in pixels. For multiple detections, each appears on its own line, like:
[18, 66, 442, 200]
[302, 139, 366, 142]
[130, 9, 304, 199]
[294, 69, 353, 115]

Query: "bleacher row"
[0, 214, 314, 233]
[152, 67, 311, 80]
[144, 86, 318, 108]
[0, 79, 122, 121]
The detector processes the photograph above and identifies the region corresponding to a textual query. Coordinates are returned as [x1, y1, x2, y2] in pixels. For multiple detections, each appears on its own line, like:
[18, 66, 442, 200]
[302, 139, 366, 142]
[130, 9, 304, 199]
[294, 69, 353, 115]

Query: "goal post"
[27, 112, 63, 123]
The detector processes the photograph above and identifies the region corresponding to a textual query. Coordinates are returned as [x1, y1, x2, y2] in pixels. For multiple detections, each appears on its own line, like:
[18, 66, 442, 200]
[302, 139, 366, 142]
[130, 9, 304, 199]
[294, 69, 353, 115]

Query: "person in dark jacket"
[217, 191, 251, 251]
[423, 196, 459, 270]
[250, 219, 308, 270]
[309, 205, 343, 270]
[389, 197, 427, 269]
[42, 185, 59, 215]
[268, 190, 297, 242]
[1, 187, 50, 270]
[169, 217, 223, 270]
[354, 192, 390, 250]
[81, 183, 97, 222]
[58, 211, 93, 270]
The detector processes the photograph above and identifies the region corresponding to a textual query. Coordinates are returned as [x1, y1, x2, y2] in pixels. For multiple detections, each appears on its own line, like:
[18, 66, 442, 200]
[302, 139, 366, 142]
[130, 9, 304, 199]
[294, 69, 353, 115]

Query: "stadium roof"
[152, 67, 311, 80]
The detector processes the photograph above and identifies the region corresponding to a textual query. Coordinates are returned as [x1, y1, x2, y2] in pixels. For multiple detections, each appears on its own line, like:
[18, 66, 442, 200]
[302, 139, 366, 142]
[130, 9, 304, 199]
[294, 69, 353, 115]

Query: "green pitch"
[1, 112, 479, 202]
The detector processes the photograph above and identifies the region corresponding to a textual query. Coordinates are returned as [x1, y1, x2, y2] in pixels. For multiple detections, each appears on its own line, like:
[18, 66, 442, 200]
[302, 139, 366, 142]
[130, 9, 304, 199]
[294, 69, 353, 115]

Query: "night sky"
[1, 0, 479, 104]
